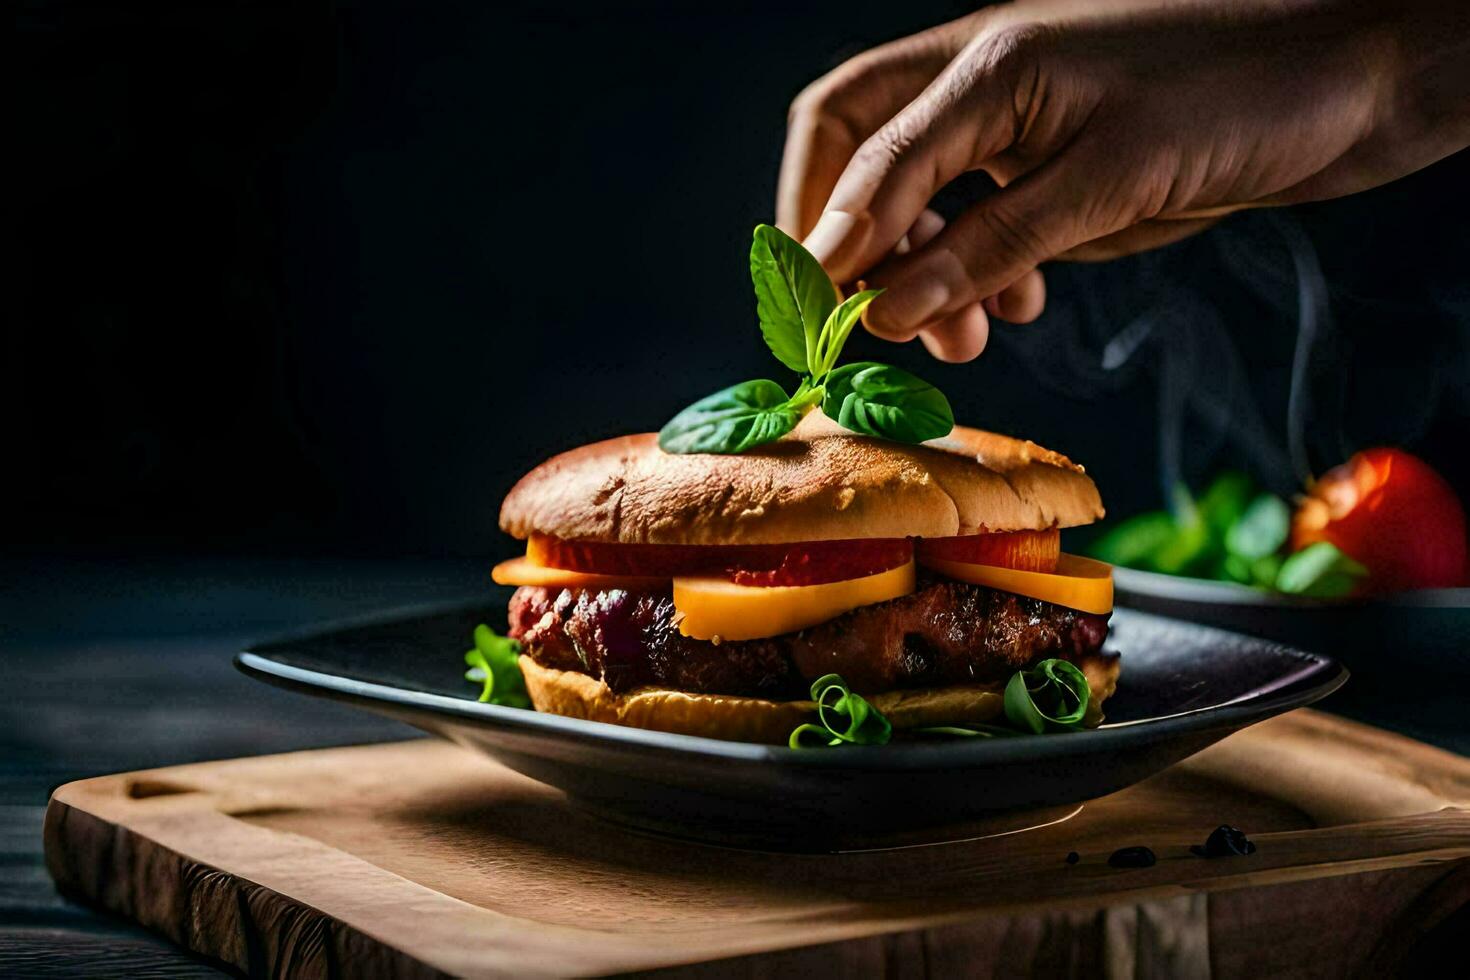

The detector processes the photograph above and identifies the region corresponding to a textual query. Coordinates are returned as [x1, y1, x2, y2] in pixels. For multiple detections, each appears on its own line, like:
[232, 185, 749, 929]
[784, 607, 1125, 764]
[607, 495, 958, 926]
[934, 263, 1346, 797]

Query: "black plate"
[237, 602, 1346, 850]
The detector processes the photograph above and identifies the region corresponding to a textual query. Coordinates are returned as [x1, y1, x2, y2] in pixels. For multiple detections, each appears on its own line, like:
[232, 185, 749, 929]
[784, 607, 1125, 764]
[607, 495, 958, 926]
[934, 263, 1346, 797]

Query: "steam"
[998, 218, 1302, 509]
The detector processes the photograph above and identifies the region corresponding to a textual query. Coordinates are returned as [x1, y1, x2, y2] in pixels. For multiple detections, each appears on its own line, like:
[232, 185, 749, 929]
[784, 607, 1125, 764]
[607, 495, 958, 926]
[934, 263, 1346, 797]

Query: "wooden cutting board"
[45, 710, 1469, 978]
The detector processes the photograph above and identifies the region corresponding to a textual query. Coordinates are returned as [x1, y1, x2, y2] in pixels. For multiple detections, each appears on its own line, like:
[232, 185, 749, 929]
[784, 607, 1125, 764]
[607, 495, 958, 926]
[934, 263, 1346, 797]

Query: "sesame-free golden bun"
[500, 412, 1104, 545]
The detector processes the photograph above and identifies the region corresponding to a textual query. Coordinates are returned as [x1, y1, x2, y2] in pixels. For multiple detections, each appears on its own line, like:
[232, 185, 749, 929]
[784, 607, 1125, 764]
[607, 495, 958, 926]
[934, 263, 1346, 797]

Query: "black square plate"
[237, 602, 1346, 850]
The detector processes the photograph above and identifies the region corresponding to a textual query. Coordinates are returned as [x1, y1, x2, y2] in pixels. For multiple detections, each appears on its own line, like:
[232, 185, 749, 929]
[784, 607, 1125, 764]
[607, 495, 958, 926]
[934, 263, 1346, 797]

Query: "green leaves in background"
[1276, 541, 1367, 598]
[789, 673, 893, 748]
[1225, 494, 1290, 560]
[1088, 511, 1177, 568]
[663, 225, 953, 454]
[822, 362, 955, 444]
[463, 624, 531, 708]
[657, 379, 803, 454]
[750, 223, 837, 374]
[1086, 471, 1368, 597]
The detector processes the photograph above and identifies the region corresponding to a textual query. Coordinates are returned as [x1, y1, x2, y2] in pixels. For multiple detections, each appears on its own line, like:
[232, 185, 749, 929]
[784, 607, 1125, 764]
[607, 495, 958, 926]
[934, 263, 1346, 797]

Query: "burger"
[490, 411, 1117, 744]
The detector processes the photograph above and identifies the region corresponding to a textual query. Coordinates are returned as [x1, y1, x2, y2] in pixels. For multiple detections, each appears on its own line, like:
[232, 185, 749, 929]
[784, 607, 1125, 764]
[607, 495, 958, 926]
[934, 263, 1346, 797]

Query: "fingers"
[919, 304, 991, 362]
[985, 269, 1046, 323]
[778, 110, 864, 240]
[802, 30, 1037, 282]
[894, 208, 946, 256]
[864, 152, 1114, 339]
[1057, 216, 1221, 261]
[777, 34, 967, 238]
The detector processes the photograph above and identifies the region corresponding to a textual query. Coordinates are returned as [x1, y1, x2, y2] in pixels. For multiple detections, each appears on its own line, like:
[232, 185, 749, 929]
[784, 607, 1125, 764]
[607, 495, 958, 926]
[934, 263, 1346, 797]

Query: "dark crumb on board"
[1191, 825, 1257, 858]
[1065, 851, 1080, 865]
[1108, 846, 1157, 869]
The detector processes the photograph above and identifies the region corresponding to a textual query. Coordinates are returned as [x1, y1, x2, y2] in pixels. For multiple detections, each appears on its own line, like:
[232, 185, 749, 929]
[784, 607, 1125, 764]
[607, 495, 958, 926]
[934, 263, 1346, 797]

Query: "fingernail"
[894, 233, 912, 256]
[802, 210, 861, 268]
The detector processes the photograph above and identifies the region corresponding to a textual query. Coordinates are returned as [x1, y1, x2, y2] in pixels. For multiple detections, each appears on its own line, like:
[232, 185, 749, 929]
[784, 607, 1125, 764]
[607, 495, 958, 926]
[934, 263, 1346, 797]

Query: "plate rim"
[1113, 566, 1470, 610]
[236, 601, 1349, 772]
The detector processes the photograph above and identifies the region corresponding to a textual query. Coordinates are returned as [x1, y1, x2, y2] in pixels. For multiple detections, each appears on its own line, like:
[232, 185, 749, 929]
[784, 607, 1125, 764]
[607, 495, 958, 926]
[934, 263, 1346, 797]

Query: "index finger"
[777, 29, 972, 237]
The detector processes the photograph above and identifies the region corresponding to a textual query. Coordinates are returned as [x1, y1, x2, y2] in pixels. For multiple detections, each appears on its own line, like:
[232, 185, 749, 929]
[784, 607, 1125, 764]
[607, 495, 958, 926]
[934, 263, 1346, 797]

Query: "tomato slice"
[915, 529, 1059, 573]
[526, 533, 912, 587]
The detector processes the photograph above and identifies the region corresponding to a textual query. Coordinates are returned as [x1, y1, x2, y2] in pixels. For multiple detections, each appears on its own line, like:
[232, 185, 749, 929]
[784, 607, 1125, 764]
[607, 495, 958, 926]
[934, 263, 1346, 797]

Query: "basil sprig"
[463, 624, 532, 708]
[789, 659, 1092, 748]
[660, 224, 954, 454]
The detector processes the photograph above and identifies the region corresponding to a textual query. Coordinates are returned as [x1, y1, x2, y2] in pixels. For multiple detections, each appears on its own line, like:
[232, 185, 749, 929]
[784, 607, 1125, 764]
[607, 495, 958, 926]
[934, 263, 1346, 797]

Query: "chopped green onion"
[787, 673, 891, 748]
[1003, 659, 1090, 733]
[790, 659, 1092, 747]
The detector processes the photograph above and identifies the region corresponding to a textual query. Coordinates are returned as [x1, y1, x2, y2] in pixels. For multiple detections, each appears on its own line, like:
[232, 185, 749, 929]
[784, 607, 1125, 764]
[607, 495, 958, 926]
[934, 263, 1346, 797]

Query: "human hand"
[779, 0, 1470, 361]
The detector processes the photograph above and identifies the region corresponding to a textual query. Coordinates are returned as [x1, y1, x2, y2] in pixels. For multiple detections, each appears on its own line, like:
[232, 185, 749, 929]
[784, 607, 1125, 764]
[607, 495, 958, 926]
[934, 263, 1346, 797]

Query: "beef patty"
[507, 576, 1110, 698]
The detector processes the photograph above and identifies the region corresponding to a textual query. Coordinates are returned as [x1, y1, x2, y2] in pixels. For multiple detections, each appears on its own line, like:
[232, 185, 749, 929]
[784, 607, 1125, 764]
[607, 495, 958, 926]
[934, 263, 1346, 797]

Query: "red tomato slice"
[915, 529, 1060, 573]
[526, 533, 913, 587]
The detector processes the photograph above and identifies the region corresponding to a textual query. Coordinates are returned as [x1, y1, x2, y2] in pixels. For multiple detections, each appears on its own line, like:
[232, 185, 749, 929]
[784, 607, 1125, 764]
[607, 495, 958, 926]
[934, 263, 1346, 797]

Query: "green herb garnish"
[660, 224, 953, 454]
[789, 659, 1092, 747]
[462, 623, 532, 708]
[788, 673, 893, 748]
[1001, 659, 1090, 733]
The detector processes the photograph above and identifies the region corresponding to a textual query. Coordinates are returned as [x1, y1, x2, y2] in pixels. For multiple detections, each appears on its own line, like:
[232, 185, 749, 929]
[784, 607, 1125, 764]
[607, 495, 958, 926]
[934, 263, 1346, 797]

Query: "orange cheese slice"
[919, 552, 1113, 614]
[673, 560, 916, 642]
[491, 556, 667, 591]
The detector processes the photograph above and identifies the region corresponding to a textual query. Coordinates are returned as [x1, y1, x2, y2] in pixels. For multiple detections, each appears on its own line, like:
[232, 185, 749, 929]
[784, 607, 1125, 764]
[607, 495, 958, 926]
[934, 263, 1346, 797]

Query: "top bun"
[500, 412, 1103, 545]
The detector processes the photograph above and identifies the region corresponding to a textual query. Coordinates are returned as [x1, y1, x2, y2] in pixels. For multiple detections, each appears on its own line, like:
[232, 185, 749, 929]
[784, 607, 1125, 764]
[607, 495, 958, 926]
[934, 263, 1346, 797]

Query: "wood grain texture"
[44, 710, 1470, 978]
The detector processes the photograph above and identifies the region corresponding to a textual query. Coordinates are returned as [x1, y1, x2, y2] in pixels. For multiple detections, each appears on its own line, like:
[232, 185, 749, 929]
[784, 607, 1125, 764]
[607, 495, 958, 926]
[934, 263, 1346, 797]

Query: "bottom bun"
[519, 653, 1120, 745]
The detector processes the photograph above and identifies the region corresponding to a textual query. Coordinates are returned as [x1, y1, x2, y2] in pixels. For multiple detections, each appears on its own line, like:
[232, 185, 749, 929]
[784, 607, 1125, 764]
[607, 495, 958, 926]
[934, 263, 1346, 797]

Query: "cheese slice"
[920, 552, 1114, 614]
[491, 556, 666, 591]
[673, 560, 916, 642]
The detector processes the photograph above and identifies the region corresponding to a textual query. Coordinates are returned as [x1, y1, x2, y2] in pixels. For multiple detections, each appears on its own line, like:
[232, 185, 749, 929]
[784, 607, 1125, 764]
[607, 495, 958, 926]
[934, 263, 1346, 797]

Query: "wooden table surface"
[2, 558, 1465, 977]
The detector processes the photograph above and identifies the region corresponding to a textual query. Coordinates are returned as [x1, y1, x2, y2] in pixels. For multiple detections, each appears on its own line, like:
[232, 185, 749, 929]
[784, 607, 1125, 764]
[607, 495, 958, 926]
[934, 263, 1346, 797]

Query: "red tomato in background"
[1291, 448, 1467, 592]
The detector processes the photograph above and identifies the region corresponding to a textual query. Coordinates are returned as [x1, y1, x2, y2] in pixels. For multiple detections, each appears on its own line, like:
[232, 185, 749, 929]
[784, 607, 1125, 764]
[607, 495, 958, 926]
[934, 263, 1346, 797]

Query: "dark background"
[12, 0, 1470, 560]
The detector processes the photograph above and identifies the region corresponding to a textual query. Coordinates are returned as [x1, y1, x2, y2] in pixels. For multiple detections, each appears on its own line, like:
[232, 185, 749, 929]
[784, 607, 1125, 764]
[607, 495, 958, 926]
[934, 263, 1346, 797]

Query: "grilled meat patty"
[507, 577, 1109, 698]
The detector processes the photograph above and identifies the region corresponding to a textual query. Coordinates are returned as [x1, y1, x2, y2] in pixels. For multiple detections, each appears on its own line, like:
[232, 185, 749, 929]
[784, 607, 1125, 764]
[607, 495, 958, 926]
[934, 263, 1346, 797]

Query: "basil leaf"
[821, 362, 954, 443]
[750, 223, 836, 375]
[1276, 541, 1367, 598]
[813, 289, 883, 377]
[1225, 493, 1290, 560]
[1088, 511, 1177, 569]
[1004, 659, 1090, 733]
[658, 380, 800, 454]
